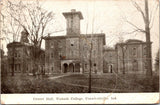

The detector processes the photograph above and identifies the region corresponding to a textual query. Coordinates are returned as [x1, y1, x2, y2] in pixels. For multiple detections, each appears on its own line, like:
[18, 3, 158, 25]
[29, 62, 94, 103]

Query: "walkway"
[48, 74, 71, 80]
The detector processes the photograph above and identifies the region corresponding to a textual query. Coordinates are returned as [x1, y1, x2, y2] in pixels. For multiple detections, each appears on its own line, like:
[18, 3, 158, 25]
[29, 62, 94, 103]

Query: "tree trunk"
[12, 46, 15, 76]
[145, 0, 152, 76]
[88, 42, 92, 93]
[122, 50, 125, 74]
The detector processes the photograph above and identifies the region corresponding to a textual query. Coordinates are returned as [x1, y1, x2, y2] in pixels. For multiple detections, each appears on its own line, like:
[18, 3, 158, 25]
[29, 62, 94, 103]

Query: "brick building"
[103, 39, 151, 74]
[115, 39, 151, 74]
[7, 42, 45, 75]
[44, 9, 105, 74]
[44, 9, 151, 75]
[4, 9, 151, 75]
[103, 47, 117, 73]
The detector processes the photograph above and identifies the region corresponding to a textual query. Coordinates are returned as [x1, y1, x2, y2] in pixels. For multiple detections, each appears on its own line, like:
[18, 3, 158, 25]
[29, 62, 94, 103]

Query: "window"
[132, 60, 138, 71]
[51, 67, 54, 71]
[143, 61, 147, 70]
[93, 50, 96, 56]
[85, 64, 87, 68]
[15, 64, 17, 71]
[109, 53, 112, 57]
[51, 43, 54, 48]
[71, 50, 73, 56]
[18, 53, 20, 57]
[15, 53, 17, 57]
[132, 47, 137, 56]
[10, 64, 12, 71]
[51, 53, 53, 58]
[71, 44, 74, 46]
[143, 47, 147, 56]
[18, 64, 21, 71]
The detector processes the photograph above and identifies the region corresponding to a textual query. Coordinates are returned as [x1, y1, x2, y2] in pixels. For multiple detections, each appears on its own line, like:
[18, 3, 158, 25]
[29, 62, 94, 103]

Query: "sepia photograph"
[0, 0, 159, 104]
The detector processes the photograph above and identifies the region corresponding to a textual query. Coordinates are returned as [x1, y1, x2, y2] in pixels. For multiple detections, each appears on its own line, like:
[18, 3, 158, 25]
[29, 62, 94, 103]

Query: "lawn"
[56, 73, 159, 92]
[1, 74, 89, 93]
[1, 73, 159, 93]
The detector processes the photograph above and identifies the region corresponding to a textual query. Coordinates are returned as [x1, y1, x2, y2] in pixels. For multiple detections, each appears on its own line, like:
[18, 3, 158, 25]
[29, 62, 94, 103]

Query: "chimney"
[71, 9, 76, 12]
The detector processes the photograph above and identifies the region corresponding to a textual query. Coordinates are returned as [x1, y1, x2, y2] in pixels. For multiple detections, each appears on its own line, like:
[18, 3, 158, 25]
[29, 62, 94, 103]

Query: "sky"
[39, 0, 159, 48]
[1, 0, 159, 68]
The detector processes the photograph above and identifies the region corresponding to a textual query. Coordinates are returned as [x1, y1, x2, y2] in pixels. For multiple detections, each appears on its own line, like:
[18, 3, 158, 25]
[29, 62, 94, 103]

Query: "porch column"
[80, 63, 83, 74]
[73, 63, 75, 72]
[61, 62, 63, 73]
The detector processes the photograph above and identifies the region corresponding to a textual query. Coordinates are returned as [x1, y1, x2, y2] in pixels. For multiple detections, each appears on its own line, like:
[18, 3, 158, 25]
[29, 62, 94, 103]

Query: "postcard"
[0, 0, 159, 104]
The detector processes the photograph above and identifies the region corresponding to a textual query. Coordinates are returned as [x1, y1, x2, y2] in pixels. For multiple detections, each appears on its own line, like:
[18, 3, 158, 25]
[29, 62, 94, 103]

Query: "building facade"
[104, 39, 151, 74]
[7, 42, 29, 74]
[115, 39, 151, 74]
[103, 47, 118, 73]
[7, 42, 45, 75]
[44, 9, 151, 75]
[44, 9, 105, 74]
[4, 9, 151, 75]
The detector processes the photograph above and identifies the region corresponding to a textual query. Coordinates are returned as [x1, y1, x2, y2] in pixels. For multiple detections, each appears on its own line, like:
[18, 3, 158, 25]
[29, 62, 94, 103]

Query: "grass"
[56, 73, 159, 92]
[1, 74, 89, 93]
[1, 73, 159, 93]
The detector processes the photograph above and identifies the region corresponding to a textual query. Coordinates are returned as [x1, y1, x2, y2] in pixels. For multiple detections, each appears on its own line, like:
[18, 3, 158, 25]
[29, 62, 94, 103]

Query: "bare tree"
[124, 0, 159, 76]
[0, 0, 55, 75]
[116, 36, 128, 74]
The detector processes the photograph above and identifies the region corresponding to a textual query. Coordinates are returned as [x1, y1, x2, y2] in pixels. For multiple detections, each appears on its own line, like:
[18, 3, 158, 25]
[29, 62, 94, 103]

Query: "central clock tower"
[63, 9, 83, 35]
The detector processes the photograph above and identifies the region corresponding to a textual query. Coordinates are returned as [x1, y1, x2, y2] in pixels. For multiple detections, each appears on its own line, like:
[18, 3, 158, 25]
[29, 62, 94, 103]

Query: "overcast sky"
[1, 0, 159, 68]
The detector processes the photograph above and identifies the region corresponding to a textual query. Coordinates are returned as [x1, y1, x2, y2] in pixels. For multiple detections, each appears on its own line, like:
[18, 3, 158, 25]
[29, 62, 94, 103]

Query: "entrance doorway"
[69, 63, 74, 72]
[63, 63, 68, 73]
[108, 65, 113, 73]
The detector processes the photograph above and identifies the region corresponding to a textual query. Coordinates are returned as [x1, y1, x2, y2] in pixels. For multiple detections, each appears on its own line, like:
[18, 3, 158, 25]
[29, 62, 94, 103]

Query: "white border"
[1, 93, 159, 104]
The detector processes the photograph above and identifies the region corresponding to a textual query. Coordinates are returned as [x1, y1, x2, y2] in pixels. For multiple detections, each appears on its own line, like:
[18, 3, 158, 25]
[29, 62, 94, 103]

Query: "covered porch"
[61, 60, 82, 73]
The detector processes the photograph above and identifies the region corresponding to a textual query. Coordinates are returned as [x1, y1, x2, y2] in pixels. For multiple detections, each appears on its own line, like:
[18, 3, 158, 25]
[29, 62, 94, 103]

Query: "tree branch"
[131, 0, 146, 23]
[125, 19, 146, 33]
[149, 3, 158, 29]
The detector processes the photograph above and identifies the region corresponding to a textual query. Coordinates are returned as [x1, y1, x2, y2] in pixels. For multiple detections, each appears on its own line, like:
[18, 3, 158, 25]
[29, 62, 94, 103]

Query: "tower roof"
[62, 9, 83, 19]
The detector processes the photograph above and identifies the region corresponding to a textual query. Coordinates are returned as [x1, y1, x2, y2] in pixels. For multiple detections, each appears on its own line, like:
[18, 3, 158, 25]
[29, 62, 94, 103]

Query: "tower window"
[71, 44, 74, 46]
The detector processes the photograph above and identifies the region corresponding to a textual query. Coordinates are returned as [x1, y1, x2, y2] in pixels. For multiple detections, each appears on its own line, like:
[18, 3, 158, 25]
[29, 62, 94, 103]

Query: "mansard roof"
[115, 39, 152, 46]
[125, 39, 144, 43]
